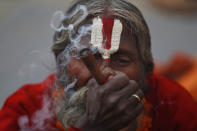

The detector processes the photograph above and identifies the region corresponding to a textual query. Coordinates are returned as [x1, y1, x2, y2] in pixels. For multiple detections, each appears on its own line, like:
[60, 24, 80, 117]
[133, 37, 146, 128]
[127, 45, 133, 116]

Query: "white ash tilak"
[91, 16, 123, 60]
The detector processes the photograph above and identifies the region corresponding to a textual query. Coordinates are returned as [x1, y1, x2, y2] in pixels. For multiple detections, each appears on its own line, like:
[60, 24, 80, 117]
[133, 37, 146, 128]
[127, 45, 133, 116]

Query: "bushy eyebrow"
[112, 49, 136, 59]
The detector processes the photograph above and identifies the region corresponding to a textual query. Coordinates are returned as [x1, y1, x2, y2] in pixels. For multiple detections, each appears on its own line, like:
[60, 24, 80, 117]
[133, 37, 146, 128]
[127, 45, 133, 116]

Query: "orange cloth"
[177, 60, 197, 101]
[155, 52, 197, 101]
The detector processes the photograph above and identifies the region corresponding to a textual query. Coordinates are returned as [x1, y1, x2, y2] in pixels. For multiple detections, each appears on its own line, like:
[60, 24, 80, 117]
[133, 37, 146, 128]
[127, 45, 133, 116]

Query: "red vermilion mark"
[104, 58, 110, 62]
[102, 18, 114, 50]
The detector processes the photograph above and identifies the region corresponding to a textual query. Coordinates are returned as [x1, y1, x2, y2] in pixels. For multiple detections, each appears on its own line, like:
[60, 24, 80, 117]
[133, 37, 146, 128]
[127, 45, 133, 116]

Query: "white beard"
[56, 86, 89, 129]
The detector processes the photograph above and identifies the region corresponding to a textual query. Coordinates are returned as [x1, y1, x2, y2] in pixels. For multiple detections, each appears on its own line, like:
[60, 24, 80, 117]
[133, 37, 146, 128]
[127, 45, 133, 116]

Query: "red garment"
[0, 74, 197, 131]
[147, 74, 197, 131]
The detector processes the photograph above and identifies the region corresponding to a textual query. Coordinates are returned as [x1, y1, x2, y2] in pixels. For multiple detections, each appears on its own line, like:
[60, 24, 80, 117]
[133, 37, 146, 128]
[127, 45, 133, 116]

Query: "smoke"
[18, 93, 56, 131]
[18, 4, 98, 130]
[50, 4, 99, 129]
[17, 4, 99, 130]
[50, 5, 88, 33]
[51, 4, 98, 93]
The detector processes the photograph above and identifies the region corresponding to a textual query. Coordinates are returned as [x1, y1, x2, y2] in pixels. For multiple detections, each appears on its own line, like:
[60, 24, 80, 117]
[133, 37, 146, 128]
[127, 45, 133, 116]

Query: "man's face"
[55, 22, 144, 129]
[66, 27, 141, 88]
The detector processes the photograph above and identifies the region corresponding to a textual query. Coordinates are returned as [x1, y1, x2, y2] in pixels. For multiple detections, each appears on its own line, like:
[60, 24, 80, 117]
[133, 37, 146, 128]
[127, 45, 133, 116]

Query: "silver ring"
[132, 94, 141, 102]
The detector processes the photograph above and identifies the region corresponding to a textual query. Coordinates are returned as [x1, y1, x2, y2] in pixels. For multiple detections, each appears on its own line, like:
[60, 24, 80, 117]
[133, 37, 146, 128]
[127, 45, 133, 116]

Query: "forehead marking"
[91, 17, 123, 60]
[102, 18, 114, 50]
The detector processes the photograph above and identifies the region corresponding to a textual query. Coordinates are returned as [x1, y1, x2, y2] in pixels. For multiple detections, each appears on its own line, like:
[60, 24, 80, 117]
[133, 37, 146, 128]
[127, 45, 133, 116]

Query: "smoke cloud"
[18, 93, 56, 131]
[18, 4, 94, 130]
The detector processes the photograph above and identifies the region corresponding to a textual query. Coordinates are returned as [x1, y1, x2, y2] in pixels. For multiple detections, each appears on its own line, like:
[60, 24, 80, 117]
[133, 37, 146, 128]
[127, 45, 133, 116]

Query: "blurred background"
[0, 0, 197, 107]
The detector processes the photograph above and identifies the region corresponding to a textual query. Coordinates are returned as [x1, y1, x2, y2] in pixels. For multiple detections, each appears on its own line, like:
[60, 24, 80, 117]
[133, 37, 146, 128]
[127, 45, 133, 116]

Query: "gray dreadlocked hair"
[52, 0, 154, 73]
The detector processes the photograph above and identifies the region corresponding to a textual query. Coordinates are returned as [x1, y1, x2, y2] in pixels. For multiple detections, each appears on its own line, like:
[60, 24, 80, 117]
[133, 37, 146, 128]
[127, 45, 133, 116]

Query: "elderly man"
[0, 0, 197, 131]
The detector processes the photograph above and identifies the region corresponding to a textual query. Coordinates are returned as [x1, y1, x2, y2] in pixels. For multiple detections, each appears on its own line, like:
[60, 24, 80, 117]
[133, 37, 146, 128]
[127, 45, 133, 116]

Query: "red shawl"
[0, 74, 197, 131]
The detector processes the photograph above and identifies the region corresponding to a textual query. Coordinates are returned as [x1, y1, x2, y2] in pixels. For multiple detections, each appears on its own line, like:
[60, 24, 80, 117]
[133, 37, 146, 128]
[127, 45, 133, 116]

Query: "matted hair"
[52, 0, 154, 73]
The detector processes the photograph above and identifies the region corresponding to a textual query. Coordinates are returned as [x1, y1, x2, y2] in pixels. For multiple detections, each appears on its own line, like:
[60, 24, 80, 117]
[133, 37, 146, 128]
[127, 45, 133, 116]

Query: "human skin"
[61, 25, 145, 131]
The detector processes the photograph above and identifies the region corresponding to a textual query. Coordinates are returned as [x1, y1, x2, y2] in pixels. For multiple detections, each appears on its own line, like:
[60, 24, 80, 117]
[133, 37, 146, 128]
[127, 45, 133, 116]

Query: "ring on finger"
[131, 94, 141, 102]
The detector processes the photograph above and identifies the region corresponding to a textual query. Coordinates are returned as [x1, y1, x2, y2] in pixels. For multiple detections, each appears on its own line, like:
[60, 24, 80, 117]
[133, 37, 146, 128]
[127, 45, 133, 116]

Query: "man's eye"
[111, 57, 130, 66]
[117, 58, 130, 63]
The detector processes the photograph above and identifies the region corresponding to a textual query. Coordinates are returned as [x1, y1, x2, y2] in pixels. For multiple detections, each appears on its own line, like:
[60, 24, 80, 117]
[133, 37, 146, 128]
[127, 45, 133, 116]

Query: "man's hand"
[75, 73, 144, 131]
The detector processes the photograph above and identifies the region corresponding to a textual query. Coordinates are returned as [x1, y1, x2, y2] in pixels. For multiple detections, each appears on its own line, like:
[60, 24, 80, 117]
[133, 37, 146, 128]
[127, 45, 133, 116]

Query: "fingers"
[126, 102, 144, 119]
[96, 79, 142, 117]
[135, 89, 144, 99]
[87, 73, 132, 96]
[86, 78, 98, 89]
[102, 73, 130, 93]
[128, 89, 144, 107]
[101, 88, 144, 124]
[104, 101, 144, 130]
[120, 102, 144, 129]
[102, 82, 142, 112]
[84, 74, 145, 130]
[102, 80, 138, 109]
[117, 80, 138, 99]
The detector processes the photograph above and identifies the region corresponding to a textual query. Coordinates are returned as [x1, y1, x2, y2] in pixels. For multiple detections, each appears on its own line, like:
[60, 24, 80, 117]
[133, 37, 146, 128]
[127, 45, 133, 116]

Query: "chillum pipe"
[80, 48, 106, 85]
